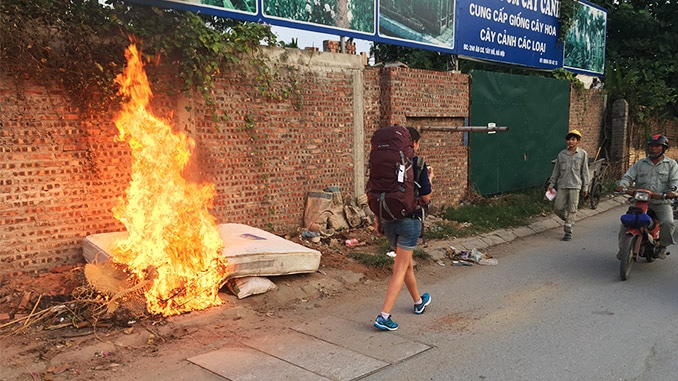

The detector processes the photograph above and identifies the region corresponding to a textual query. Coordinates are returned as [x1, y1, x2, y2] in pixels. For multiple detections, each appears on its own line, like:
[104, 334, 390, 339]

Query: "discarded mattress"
[82, 223, 321, 279]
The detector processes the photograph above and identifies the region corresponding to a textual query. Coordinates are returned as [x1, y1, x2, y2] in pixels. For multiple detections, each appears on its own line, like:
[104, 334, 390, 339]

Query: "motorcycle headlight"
[634, 191, 651, 202]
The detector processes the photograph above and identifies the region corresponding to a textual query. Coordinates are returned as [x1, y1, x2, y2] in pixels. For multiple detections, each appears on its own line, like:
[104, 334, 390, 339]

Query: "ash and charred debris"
[0, 264, 151, 336]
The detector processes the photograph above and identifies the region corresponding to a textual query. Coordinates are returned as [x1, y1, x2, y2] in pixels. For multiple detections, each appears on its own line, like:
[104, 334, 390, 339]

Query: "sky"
[271, 26, 373, 56]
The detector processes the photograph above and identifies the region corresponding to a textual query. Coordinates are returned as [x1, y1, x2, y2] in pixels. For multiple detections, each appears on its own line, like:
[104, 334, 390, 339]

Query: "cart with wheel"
[584, 158, 608, 209]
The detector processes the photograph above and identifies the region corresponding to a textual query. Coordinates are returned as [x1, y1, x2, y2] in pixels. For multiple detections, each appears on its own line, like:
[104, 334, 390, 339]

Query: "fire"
[111, 44, 228, 316]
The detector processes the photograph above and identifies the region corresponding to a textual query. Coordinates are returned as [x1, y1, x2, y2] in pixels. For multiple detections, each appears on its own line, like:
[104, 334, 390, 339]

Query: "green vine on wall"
[552, 68, 584, 91]
[553, 67, 588, 119]
[0, 0, 285, 118]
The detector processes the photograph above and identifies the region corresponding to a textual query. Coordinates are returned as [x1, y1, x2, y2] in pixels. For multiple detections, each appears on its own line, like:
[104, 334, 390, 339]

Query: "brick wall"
[568, 84, 606, 160]
[0, 85, 129, 276]
[188, 56, 358, 231]
[375, 68, 470, 207]
[0, 46, 602, 276]
[323, 40, 356, 55]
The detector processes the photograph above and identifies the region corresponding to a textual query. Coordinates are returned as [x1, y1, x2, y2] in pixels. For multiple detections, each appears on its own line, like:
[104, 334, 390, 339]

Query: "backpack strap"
[413, 157, 426, 191]
[378, 192, 397, 221]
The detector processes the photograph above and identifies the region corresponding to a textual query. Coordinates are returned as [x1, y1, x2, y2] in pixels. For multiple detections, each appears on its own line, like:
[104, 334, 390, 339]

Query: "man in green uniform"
[614, 134, 678, 259]
[547, 129, 590, 241]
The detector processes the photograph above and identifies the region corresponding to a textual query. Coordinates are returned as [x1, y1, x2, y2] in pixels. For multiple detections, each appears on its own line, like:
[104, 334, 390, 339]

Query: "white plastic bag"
[226, 276, 277, 299]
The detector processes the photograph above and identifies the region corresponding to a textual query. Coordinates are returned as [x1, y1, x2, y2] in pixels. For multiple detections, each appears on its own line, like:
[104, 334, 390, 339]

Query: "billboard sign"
[377, 0, 455, 51]
[454, 0, 563, 70]
[563, 0, 607, 76]
[123, 0, 605, 75]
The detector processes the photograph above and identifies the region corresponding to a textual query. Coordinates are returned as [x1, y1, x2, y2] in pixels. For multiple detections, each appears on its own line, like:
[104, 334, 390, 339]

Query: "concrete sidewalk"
[186, 195, 628, 380]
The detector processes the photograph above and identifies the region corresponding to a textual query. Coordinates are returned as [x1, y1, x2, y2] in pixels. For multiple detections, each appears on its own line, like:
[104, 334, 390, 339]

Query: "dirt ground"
[0, 225, 408, 381]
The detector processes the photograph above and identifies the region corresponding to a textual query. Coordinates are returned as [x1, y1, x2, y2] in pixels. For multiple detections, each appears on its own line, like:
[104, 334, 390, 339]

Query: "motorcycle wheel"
[646, 244, 655, 263]
[620, 235, 636, 281]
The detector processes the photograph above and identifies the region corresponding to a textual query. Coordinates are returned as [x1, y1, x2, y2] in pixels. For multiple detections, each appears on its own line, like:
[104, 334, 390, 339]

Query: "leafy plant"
[347, 251, 393, 268]
[347, 239, 430, 268]
[432, 186, 553, 238]
[588, 0, 678, 124]
[428, 183, 616, 240]
[552, 68, 584, 92]
[413, 248, 431, 260]
[0, 0, 280, 115]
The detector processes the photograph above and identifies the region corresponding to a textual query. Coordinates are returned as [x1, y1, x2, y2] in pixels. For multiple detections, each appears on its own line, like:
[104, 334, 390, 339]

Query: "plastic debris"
[478, 258, 499, 266]
[301, 230, 320, 239]
[448, 247, 497, 267]
[469, 248, 482, 262]
[452, 260, 473, 267]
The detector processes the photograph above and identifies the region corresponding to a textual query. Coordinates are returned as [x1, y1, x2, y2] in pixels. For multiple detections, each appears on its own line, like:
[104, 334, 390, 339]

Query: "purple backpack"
[366, 125, 417, 222]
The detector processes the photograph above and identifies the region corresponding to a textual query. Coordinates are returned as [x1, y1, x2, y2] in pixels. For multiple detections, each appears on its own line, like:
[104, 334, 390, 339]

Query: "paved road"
[189, 199, 678, 381]
[358, 203, 678, 381]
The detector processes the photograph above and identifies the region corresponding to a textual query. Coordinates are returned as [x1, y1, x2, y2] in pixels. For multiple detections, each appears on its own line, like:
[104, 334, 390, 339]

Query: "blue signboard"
[123, 0, 605, 75]
[455, 0, 563, 70]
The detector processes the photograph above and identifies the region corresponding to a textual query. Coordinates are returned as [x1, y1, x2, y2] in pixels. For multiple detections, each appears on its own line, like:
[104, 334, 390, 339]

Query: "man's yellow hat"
[566, 129, 582, 139]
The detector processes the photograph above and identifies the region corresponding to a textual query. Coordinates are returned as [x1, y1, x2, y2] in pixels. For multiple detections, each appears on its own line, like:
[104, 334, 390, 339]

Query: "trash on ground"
[445, 246, 498, 266]
[478, 258, 499, 266]
[452, 260, 473, 267]
[226, 277, 277, 299]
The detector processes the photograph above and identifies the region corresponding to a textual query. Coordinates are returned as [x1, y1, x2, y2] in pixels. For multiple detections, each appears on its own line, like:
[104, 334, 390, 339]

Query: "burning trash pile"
[2, 43, 230, 334]
[108, 44, 227, 317]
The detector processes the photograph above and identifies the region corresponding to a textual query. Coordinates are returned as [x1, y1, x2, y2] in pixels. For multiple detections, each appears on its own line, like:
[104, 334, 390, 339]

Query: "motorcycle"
[618, 188, 673, 280]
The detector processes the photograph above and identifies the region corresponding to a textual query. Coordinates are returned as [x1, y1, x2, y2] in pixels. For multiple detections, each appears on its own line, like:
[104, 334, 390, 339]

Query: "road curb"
[424, 195, 628, 260]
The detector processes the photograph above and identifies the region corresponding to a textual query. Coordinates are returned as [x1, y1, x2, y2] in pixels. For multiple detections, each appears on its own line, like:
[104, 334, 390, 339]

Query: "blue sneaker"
[414, 293, 431, 314]
[373, 315, 398, 331]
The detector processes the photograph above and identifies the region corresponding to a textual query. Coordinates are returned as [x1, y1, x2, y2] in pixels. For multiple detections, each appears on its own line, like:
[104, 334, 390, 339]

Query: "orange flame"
[111, 44, 228, 316]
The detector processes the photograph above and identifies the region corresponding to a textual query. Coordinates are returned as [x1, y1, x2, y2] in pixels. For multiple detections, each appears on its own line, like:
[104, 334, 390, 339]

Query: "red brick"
[0, 52, 603, 277]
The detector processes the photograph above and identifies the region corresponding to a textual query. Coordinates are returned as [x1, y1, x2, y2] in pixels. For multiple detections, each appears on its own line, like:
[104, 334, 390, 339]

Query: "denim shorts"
[383, 217, 421, 251]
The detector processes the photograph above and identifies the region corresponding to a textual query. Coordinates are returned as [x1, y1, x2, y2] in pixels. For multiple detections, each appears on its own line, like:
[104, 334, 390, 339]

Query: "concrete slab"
[292, 316, 432, 364]
[528, 218, 560, 233]
[455, 237, 490, 250]
[188, 345, 330, 381]
[512, 226, 537, 238]
[243, 330, 388, 380]
[480, 234, 508, 246]
[492, 228, 518, 242]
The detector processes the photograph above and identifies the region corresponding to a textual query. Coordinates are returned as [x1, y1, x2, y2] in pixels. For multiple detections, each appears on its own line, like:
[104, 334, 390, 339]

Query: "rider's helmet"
[647, 134, 669, 159]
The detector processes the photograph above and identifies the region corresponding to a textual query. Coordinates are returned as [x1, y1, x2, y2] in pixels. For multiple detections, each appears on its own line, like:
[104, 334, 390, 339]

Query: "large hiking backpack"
[366, 125, 417, 222]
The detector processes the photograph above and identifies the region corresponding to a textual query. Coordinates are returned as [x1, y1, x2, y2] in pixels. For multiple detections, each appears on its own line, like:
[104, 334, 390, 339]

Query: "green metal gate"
[469, 71, 570, 195]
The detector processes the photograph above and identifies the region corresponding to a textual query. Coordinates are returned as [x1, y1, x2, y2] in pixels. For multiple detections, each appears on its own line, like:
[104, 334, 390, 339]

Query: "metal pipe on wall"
[419, 125, 509, 133]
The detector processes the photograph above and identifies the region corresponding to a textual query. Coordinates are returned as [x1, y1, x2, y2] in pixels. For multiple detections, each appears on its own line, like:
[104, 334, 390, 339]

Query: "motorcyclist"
[614, 134, 678, 259]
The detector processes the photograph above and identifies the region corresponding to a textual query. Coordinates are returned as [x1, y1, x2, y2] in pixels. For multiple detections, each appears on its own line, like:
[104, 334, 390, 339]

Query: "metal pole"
[419, 126, 509, 133]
